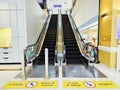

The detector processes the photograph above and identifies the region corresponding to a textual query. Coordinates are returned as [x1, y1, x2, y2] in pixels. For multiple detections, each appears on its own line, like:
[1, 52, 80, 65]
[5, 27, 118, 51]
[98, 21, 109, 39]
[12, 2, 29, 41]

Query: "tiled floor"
[0, 63, 120, 90]
[94, 63, 120, 86]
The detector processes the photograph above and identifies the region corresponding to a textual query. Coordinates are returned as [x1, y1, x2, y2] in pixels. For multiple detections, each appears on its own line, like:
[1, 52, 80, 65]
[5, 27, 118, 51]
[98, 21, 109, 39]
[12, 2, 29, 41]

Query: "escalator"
[33, 15, 57, 65]
[23, 14, 105, 79]
[62, 15, 88, 65]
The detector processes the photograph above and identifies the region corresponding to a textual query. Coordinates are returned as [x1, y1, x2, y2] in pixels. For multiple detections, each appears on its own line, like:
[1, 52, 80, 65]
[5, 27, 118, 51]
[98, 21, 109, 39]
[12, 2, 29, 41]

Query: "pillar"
[99, 0, 120, 68]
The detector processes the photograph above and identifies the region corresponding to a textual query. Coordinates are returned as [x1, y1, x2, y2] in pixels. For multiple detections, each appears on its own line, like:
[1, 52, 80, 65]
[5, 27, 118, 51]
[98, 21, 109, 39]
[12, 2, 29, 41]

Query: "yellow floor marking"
[2, 80, 58, 89]
[64, 80, 120, 88]
[2, 80, 120, 89]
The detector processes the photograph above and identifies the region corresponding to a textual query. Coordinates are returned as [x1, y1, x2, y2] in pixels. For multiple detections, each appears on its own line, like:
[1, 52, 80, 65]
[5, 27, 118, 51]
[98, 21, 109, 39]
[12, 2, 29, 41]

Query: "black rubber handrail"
[68, 14, 94, 62]
[26, 14, 51, 48]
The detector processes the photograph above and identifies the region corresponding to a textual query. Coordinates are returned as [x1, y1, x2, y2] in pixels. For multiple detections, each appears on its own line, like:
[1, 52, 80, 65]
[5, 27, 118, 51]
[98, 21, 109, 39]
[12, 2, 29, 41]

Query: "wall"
[71, 0, 83, 17]
[0, 0, 22, 63]
[25, 0, 47, 45]
[46, 0, 72, 14]
[99, 0, 120, 68]
[81, 29, 98, 43]
[72, 0, 99, 28]
[0, 0, 47, 66]
[0, 28, 12, 47]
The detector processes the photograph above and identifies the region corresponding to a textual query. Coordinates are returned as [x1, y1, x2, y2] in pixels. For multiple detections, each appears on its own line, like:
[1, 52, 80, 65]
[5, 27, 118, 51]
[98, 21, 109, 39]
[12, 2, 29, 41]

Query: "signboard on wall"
[116, 17, 120, 39]
[54, 4, 61, 8]
[46, 0, 72, 14]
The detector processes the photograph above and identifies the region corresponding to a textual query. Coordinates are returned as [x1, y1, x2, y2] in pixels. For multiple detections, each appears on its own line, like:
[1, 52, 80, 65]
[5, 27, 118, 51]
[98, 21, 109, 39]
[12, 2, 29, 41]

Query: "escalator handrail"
[55, 9, 66, 63]
[24, 14, 52, 62]
[69, 15, 85, 43]
[26, 14, 51, 48]
[56, 9, 64, 46]
[56, 9, 65, 53]
[67, 13, 94, 62]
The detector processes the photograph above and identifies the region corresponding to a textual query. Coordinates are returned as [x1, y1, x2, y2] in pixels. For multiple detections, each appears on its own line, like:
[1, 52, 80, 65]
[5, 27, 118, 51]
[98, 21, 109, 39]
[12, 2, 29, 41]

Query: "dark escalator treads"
[62, 15, 88, 65]
[33, 15, 57, 65]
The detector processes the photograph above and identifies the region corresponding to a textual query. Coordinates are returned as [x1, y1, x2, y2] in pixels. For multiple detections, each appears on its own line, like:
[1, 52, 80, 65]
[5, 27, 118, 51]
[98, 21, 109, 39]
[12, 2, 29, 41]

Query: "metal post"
[58, 60, 63, 78]
[45, 48, 49, 79]
[21, 49, 26, 80]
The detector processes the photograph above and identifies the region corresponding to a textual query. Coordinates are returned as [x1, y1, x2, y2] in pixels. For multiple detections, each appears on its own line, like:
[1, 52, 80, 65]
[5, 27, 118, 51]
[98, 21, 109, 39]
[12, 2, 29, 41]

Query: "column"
[99, 0, 120, 68]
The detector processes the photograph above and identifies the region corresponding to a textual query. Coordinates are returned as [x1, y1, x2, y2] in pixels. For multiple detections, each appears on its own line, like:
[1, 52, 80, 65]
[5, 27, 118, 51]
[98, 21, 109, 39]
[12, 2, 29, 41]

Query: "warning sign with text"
[2, 80, 58, 89]
[64, 80, 120, 88]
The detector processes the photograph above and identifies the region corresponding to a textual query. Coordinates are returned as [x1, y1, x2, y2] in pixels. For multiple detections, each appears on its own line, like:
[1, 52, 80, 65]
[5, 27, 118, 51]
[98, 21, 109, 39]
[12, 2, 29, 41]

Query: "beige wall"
[81, 28, 98, 44]
[82, 29, 97, 42]
[99, 0, 120, 68]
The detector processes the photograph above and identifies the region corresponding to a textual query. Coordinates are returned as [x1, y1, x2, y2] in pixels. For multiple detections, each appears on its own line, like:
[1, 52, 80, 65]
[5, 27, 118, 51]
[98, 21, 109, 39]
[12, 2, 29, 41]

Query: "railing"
[67, 11, 94, 62]
[55, 9, 66, 66]
[24, 14, 52, 63]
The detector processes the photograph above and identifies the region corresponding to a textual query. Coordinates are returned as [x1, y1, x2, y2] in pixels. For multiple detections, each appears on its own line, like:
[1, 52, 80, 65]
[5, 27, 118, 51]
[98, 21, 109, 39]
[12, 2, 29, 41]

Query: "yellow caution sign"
[64, 80, 84, 88]
[64, 80, 120, 88]
[2, 80, 58, 89]
[39, 80, 58, 88]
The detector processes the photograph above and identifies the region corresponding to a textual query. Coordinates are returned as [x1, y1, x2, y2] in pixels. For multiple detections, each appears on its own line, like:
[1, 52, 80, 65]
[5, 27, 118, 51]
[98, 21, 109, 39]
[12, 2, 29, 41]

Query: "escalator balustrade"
[33, 15, 57, 65]
[34, 15, 88, 65]
[62, 15, 88, 65]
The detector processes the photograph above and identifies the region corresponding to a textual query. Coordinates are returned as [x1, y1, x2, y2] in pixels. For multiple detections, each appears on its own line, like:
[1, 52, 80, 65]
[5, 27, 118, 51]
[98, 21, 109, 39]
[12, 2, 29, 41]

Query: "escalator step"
[62, 15, 88, 65]
[33, 15, 57, 65]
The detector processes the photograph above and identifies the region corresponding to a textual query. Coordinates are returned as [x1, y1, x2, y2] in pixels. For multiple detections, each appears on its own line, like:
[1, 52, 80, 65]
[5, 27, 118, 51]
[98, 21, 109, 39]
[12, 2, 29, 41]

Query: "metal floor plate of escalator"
[62, 65, 106, 78]
[16, 65, 58, 78]
[16, 65, 106, 78]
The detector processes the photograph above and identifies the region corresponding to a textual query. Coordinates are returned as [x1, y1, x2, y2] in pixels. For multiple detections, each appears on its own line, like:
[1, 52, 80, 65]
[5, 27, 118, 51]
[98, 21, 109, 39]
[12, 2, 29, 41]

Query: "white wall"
[0, 0, 21, 63]
[0, 2, 10, 28]
[0, 0, 48, 65]
[72, 0, 99, 28]
[25, 0, 47, 45]
[47, 0, 72, 14]
[72, 0, 83, 17]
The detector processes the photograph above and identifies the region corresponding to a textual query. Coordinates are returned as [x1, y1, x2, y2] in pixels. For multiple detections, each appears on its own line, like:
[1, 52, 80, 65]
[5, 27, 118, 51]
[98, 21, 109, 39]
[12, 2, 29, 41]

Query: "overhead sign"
[2, 80, 58, 89]
[54, 4, 61, 7]
[64, 80, 120, 88]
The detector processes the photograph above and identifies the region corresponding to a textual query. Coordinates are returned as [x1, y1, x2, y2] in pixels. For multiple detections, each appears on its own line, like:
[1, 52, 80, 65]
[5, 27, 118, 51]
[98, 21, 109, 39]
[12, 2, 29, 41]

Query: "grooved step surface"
[34, 15, 88, 65]
[33, 15, 57, 65]
[62, 15, 88, 65]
